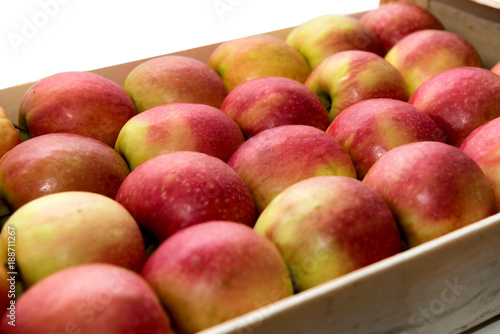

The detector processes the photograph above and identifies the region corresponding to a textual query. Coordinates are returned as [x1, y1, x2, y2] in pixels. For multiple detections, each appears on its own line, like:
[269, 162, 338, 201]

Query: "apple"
[115, 151, 256, 242]
[141, 221, 293, 333]
[254, 175, 402, 292]
[460, 117, 500, 209]
[363, 141, 497, 248]
[0, 133, 130, 217]
[227, 125, 356, 214]
[285, 15, 384, 69]
[208, 34, 311, 92]
[123, 55, 228, 113]
[18, 71, 137, 147]
[0, 191, 147, 288]
[0, 107, 21, 159]
[220, 76, 330, 138]
[492, 61, 500, 76]
[385, 29, 483, 95]
[115, 103, 244, 170]
[409, 67, 500, 146]
[360, 2, 444, 53]
[0, 265, 10, 320]
[305, 50, 409, 121]
[327, 98, 446, 179]
[0, 263, 174, 334]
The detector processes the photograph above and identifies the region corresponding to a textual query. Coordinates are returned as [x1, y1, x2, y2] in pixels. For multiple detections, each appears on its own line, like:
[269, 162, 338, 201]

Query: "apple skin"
[115, 103, 244, 170]
[208, 34, 311, 92]
[285, 15, 384, 69]
[254, 175, 402, 292]
[0, 191, 147, 288]
[409, 67, 500, 146]
[305, 50, 409, 121]
[0, 263, 174, 334]
[360, 2, 444, 53]
[460, 117, 500, 210]
[327, 98, 446, 179]
[0, 133, 130, 216]
[492, 61, 500, 76]
[0, 107, 21, 159]
[115, 151, 256, 242]
[124, 55, 228, 113]
[220, 76, 330, 138]
[363, 141, 497, 248]
[18, 71, 137, 147]
[385, 29, 483, 95]
[227, 125, 356, 214]
[141, 221, 293, 333]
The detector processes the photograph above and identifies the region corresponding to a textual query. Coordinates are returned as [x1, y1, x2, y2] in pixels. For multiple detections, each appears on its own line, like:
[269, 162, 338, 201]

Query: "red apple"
[18, 71, 137, 147]
[0, 263, 174, 334]
[0, 191, 147, 287]
[114, 103, 244, 169]
[0, 133, 130, 217]
[363, 141, 497, 248]
[227, 125, 356, 214]
[254, 175, 402, 292]
[460, 117, 500, 209]
[409, 67, 500, 146]
[220, 76, 330, 138]
[0, 107, 21, 159]
[285, 15, 384, 69]
[123, 55, 228, 112]
[360, 2, 444, 53]
[327, 98, 446, 179]
[208, 34, 311, 92]
[115, 151, 256, 242]
[385, 29, 483, 95]
[141, 221, 293, 333]
[305, 50, 409, 121]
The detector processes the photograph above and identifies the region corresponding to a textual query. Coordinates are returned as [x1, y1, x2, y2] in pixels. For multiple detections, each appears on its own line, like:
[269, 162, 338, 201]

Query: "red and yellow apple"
[114, 103, 244, 169]
[123, 55, 228, 112]
[460, 117, 500, 210]
[141, 221, 293, 333]
[360, 2, 444, 53]
[0, 191, 147, 287]
[492, 61, 500, 76]
[286, 15, 384, 69]
[0, 107, 21, 159]
[327, 98, 446, 179]
[385, 29, 483, 95]
[115, 151, 256, 242]
[220, 76, 330, 138]
[305, 50, 409, 121]
[0, 133, 130, 217]
[409, 66, 500, 146]
[254, 175, 402, 292]
[18, 71, 137, 147]
[363, 141, 497, 248]
[227, 125, 356, 214]
[0, 263, 174, 334]
[208, 34, 311, 92]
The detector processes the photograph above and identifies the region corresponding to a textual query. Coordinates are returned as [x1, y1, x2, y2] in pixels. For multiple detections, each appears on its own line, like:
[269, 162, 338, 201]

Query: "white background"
[1, 1, 500, 332]
[0, 0, 378, 90]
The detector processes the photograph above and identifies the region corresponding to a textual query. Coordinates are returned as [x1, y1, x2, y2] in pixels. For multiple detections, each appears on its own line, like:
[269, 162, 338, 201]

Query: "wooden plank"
[380, 0, 429, 8]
